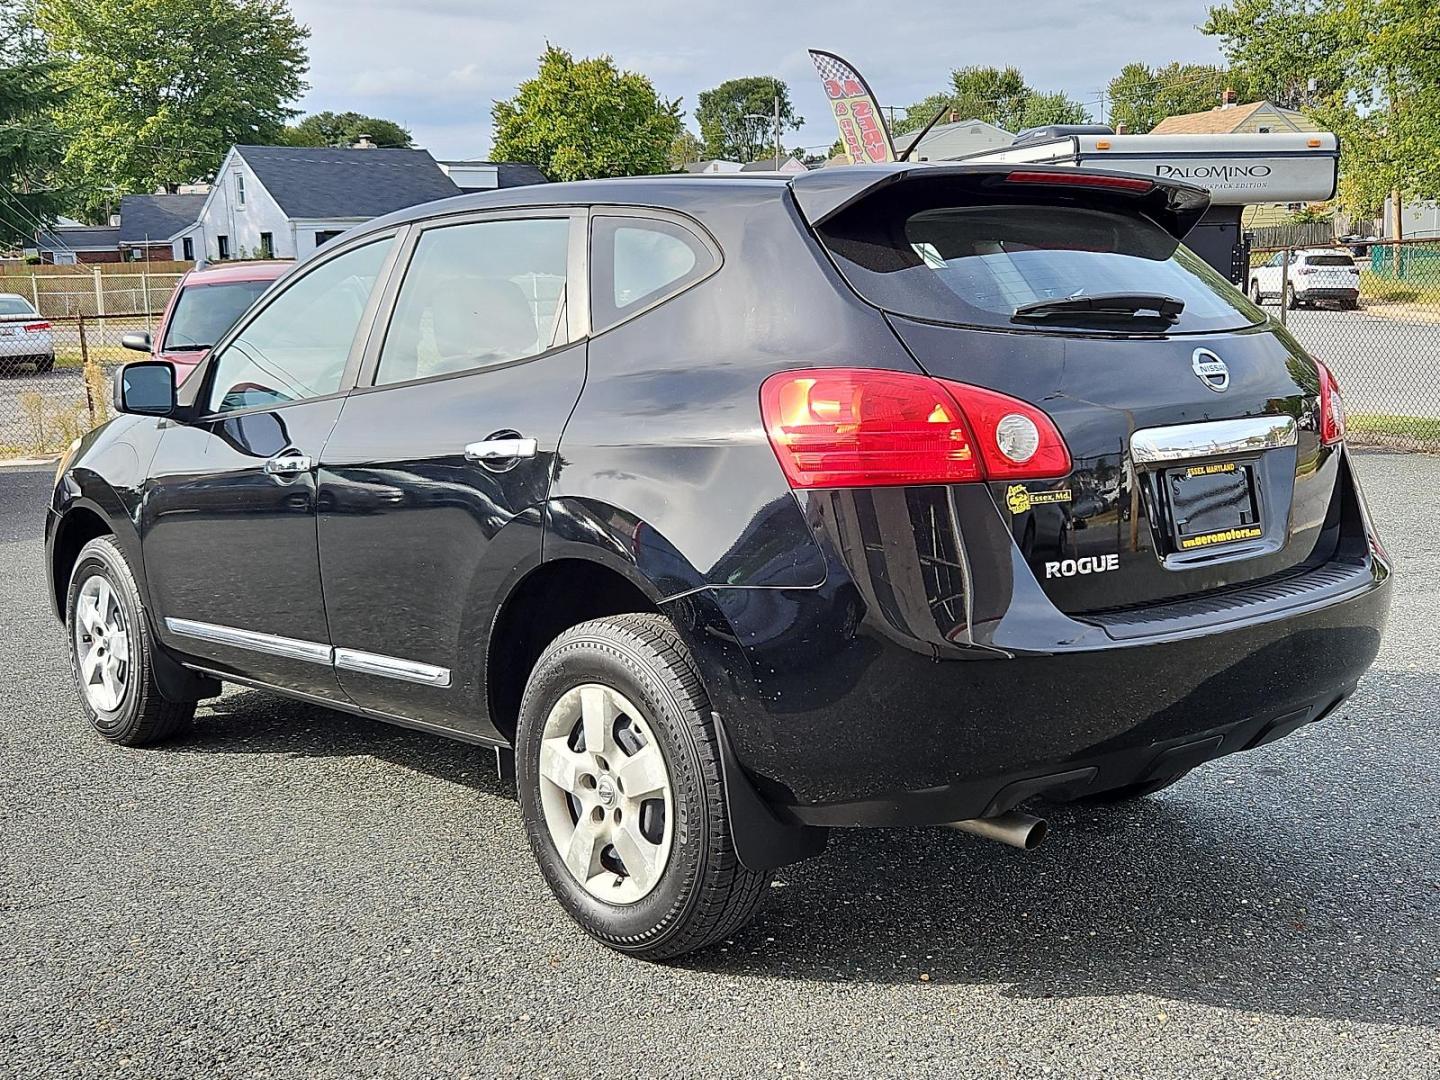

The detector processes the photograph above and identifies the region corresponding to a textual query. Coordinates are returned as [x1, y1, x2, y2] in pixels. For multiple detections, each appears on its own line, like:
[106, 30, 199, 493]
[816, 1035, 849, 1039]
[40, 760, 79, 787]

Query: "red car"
[123, 261, 289, 383]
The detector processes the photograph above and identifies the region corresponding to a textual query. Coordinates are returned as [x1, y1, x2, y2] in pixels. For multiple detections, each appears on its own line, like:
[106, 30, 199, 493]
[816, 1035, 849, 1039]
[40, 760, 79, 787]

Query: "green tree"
[897, 68, 1090, 140]
[1106, 62, 1252, 133]
[36, 0, 309, 218]
[951, 66, 1031, 131]
[1202, 0, 1349, 108]
[0, 5, 67, 246]
[1018, 91, 1092, 129]
[284, 111, 413, 149]
[893, 92, 954, 136]
[1204, 0, 1440, 220]
[667, 127, 704, 170]
[491, 46, 682, 181]
[694, 76, 801, 163]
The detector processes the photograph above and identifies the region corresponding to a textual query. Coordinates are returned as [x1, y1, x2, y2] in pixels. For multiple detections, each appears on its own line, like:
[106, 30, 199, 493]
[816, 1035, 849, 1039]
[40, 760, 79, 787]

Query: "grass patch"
[1347, 412, 1440, 447]
[1359, 270, 1440, 306]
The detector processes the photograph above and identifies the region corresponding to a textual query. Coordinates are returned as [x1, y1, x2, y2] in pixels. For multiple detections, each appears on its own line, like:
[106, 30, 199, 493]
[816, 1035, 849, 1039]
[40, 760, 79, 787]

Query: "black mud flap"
[712, 712, 827, 872]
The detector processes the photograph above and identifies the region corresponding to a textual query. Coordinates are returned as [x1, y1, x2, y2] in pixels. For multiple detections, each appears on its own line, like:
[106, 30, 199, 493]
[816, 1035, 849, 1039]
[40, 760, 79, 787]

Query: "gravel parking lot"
[1, 457, 1436, 1079]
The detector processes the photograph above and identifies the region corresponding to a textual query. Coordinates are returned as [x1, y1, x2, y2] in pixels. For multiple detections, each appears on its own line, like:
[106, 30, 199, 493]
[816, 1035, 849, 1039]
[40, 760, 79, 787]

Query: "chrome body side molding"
[333, 647, 451, 687]
[165, 618, 333, 665]
[1130, 415, 1298, 466]
[166, 619, 451, 687]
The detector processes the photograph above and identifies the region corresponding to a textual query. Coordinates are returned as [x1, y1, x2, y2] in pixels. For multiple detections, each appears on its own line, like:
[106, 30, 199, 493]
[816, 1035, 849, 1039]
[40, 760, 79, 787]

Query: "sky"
[285, 0, 1230, 161]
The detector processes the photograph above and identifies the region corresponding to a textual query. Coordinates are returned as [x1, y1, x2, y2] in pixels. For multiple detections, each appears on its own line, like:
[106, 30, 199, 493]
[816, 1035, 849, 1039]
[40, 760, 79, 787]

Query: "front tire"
[516, 613, 771, 960]
[66, 536, 195, 745]
[1250, 279, 1263, 305]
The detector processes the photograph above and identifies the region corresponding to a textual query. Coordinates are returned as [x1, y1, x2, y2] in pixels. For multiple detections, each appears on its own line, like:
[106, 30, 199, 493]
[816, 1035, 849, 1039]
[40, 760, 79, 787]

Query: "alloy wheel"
[537, 683, 674, 904]
[74, 574, 131, 713]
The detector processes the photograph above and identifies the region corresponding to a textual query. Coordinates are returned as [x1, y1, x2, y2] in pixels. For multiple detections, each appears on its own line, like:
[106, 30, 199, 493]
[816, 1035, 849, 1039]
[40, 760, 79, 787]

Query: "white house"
[895, 117, 1015, 162]
[117, 194, 207, 261]
[740, 156, 809, 175]
[682, 159, 744, 174]
[195, 145, 468, 261]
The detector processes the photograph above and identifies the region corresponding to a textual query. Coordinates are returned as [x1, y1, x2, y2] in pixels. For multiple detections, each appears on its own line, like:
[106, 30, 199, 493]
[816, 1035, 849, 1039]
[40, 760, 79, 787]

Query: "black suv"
[45, 165, 1390, 959]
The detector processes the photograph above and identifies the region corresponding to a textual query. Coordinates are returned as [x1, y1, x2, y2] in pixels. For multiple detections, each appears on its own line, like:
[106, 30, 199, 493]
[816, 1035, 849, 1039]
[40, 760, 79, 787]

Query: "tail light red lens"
[760, 368, 1071, 489]
[1315, 358, 1346, 445]
[23, 321, 50, 332]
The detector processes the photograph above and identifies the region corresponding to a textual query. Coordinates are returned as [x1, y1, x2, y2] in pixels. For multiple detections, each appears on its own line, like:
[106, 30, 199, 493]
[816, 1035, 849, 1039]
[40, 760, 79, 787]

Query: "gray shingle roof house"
[195, 144, 550, 262]
[33, 225, 123, 264]
[117, 194, 207, 258]
[438, 160, 551, 190]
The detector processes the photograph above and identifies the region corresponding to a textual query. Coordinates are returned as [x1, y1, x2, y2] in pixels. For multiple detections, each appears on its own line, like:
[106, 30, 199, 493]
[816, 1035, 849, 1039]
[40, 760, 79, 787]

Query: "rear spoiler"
[789, 163, 1212, 242]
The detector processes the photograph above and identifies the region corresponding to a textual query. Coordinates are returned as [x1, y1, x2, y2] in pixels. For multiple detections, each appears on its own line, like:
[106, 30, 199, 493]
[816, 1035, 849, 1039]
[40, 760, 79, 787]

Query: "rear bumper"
[677, 559, 1387, 827]
[1295, 287, 1359, 300]
[669, 452, 1391, 828]
[0, 335, 53, 358]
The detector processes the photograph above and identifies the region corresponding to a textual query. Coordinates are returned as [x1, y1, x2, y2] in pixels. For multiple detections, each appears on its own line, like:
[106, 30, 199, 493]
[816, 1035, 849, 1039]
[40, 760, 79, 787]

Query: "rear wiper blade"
[1012, 293, 1185, 322]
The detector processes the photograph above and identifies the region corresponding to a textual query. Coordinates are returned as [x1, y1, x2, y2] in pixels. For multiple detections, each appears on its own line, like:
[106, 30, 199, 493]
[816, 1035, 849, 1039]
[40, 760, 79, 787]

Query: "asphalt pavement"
[1, 457, 1436, 1079]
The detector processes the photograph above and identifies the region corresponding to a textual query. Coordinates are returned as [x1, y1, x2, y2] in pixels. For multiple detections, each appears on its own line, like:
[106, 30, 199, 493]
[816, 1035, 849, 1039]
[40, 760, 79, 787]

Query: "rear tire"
[516, 613, 771, 960]
[66, 536, 195, 746]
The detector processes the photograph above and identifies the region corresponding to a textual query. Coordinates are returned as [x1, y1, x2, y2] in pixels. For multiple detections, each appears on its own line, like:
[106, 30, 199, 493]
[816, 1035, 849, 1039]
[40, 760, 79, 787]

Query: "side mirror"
[113, 361, 176, 417]
[121, 331, 152, 353]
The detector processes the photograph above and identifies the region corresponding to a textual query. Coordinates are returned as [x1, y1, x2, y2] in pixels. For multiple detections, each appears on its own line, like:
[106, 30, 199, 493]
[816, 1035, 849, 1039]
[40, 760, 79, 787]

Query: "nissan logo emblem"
[1192, 348, 1230, 392]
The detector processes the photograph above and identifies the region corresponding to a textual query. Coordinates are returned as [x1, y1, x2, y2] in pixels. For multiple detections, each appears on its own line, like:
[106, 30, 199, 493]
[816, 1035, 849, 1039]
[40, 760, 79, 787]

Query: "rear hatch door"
[798, 165, 1340, 614]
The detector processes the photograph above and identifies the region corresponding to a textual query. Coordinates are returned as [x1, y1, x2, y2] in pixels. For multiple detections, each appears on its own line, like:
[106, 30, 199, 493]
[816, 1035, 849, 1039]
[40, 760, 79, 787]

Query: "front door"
[317, 211, 586, 734]
[143, 236, 397, 696]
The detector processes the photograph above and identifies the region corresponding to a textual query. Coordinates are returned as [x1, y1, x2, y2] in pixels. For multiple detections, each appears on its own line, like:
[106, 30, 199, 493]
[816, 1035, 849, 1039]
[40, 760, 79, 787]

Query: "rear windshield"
[818, 201, 1264, 334]
[1305, 254, 1355, 267]
[0, 297, 36, 317]
[163, 279, 273, 351]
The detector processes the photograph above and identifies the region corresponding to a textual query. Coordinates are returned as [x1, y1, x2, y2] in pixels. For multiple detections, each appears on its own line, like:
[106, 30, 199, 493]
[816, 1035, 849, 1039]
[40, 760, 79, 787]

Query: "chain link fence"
[4, 241, 1439, 461]
[0, 269, 186, 318]
[1249, 236, 1440, 452]
[0, 313, 161, 460]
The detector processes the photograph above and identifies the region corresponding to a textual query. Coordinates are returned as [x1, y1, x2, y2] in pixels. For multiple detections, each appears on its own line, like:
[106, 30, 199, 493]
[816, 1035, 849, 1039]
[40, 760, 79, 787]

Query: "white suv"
[1250, 249, 1361, 309]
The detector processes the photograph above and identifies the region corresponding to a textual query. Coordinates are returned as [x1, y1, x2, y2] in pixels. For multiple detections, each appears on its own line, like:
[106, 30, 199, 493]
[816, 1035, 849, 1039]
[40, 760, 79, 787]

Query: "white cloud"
[285, 0, 1227, 159]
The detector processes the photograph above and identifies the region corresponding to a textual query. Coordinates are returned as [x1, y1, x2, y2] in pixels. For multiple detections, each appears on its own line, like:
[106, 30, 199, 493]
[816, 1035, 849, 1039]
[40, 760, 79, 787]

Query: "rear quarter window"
[590, 215, 717, 333]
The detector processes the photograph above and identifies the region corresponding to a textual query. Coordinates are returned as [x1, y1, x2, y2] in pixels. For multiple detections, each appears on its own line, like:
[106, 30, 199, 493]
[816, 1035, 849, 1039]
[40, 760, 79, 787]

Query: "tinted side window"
[207, 240, 390, 413]
[591, 215, 715, 332]
[375, 217, 570, 385]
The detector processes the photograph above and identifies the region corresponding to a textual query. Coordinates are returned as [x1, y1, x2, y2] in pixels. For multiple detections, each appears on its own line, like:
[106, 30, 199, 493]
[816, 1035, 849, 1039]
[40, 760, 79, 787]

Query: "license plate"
[1165, 461, 1262, 551]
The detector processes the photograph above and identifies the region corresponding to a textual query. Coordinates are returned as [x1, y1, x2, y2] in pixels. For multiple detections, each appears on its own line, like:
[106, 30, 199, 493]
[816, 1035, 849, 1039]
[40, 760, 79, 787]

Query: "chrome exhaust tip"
[945, 811, 1048, 850]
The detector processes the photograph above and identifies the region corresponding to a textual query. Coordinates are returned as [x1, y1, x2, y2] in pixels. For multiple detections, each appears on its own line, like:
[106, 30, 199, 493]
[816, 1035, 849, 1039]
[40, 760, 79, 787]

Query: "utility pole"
[773, 84, 782, 170]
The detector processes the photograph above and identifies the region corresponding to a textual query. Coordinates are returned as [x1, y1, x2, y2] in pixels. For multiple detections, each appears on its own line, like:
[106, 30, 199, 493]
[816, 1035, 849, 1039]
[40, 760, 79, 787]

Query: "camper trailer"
[958, 131, 1340, 285]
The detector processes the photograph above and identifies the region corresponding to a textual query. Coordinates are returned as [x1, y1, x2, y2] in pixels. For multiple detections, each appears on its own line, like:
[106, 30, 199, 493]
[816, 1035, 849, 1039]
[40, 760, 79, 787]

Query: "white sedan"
[0, 293, 55, 373]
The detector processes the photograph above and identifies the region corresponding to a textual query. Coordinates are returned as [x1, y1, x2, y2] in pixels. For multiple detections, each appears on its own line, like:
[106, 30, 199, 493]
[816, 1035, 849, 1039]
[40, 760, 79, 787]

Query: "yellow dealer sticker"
[1179, 525, 1264, 550]
[1006, 485, 1073, 515]
[1183, 462, 1238, 478]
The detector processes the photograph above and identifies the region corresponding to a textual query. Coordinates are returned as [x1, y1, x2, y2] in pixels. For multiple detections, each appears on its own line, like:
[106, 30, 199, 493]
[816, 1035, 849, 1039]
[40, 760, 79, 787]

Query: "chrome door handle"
[464, 438, 537, 463]
[263, 452, 312, 476]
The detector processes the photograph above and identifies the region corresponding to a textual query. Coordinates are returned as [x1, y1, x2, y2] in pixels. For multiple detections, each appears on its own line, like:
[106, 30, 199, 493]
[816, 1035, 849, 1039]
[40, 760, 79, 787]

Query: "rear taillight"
[23, 321, 49, 332]
[1315, 358, 1345, 445]
[760, 368, 1070, 489]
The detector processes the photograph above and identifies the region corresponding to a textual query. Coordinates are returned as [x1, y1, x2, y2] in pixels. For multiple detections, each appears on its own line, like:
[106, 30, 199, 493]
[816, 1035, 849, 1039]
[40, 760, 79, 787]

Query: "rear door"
[316, 209, 587, 736]
[804, 168, 1340, 613]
